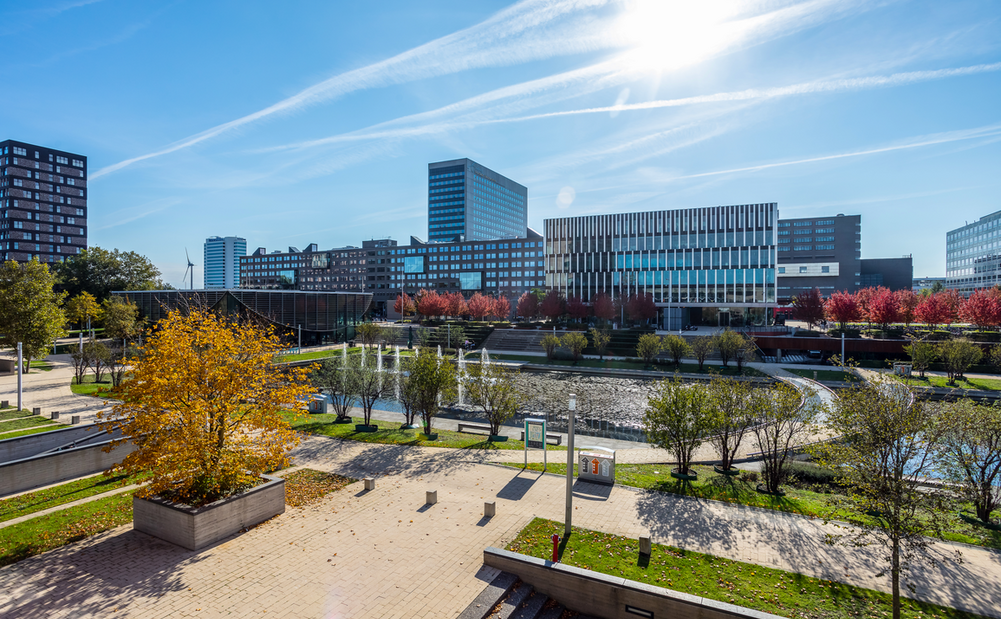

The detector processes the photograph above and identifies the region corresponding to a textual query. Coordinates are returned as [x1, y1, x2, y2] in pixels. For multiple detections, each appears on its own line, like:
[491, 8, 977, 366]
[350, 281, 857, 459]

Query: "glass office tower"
[427, 158, 527, 243]
[204, 236, 247, 289]
[545, 204, 778, 328]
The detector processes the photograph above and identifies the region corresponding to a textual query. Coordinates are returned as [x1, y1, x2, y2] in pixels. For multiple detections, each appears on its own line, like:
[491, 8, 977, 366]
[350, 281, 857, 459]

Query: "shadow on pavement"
[495, 471, 541, 501]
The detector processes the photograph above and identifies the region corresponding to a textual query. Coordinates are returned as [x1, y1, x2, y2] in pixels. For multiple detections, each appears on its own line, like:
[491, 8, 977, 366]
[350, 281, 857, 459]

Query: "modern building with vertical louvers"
[544, 203, 778, 329]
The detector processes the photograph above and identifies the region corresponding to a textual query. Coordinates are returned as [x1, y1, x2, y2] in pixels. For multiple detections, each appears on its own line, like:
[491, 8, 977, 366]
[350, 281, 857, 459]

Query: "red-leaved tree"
[416, 289, 446, 320]
[492, 295, 511, 320]
[824, 291, 861, 330]
[792, 288, 825, 329]
[592, 293, 615, 323]
[394, 293, 415, 318]
[467, 293, 492, 320]
[895, 289, 919, 326]
[867, 287, 900, 330]
[516, 292, 539, 320]
[626, 292, 658, 325]
[914, 293, 953, 330]
[855, 287, 878, 327]
[539, 289, 567, 322]
[567, 296, 589, 322]
[959, 289, 1001, 330]
[445, 292, 468, 318]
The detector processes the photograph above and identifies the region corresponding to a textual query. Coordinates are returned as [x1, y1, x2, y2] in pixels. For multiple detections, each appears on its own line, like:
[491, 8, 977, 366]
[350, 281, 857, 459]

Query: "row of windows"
[2, 147, 84, 168]
[395, 241, 541, 254]
[777, 266, 831, 274]
[428, 171, 464, 181]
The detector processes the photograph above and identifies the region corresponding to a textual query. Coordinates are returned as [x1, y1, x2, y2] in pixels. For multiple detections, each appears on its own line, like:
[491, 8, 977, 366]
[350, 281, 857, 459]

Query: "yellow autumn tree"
[99, 308, 315, 505]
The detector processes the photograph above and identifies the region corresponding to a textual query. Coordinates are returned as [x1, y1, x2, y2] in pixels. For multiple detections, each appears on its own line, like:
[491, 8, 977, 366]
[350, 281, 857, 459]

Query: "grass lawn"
[508, 518, 987, 619]
[0, 416, 58, 433]
[29, 360, 54, 372]
[0, 473, 142, 523]
[0, 424, 70, 440]
[898, 374, 1001, 391]
[70, 374, 116, 397]
[279, 347, 417, 363]
[283, 469, 356, 507]
[287, 412, 563, 451]
[488, 353, 766, 377]
[0, 491, 134, 567]
[0, 408, 34, 421]
[785, 369, 860, 382]
[505, 462, 1001, 550]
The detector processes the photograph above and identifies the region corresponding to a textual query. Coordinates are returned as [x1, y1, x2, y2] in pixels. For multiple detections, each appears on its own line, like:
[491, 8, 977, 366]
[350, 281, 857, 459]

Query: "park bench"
[456, 421, 493, 435]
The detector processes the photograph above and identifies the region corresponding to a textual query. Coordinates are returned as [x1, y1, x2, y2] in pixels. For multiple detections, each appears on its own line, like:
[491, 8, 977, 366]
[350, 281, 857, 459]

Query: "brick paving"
[1, 435, 999, 618]
[0, 354, 109, 424]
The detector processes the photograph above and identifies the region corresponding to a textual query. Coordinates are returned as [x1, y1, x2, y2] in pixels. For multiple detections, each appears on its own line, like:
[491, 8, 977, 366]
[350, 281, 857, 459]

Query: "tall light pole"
[16, 343, 23, 412]
[564, 393, 576, 539]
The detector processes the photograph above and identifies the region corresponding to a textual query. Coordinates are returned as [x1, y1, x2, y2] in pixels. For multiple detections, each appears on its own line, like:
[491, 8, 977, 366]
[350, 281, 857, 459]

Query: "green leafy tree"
[939, 399, 1001, 525]
[988, 343, 1001, 374]
[466, 362, 520, 435]
[561, 331, 588, 364]
[734, 335, 757, 372]
[663, 334, 690, 368]
[903, 337, 938, 378]
[443, 325, 466, 350]
[643, 378, 713, 476]
[102, 297, 144, 343]
[64, 291, 103, 330]
[752, 381, 815, 494]
[54, 247, 166, 301]
[714, 329, 743, 367]
[353, 354, 391, 427]
[408, 348, 457, 436]
[540, 333, 560, 360]
[706, 376, 759, 471]
[311, 357, 360, 421]
[356, 322, 381, 350]
[588, 327, 611, 360]
[689, 336, 716, 371]
[938, 338, 982, 384]
[813, 376, 953, 619]
[0, 259, 67, 372]
[84, 340, 111, 384]
[635, 333, 662, 366]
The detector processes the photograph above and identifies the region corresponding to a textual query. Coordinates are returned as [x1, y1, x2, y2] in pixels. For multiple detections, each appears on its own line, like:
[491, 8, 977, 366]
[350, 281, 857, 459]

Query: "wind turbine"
[183, 249, 195, 290]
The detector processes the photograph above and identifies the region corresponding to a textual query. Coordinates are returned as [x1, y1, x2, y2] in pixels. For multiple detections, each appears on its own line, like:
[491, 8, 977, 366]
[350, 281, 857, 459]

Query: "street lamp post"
[16, 343, 23, 411]
[564, 393, 576, 540]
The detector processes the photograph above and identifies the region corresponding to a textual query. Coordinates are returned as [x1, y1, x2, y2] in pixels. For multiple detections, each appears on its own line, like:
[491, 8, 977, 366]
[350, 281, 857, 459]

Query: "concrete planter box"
[133, 474, 285, 550]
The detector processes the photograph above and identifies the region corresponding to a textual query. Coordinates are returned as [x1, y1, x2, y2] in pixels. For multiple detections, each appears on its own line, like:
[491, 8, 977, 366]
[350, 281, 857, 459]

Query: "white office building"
[204, 236, 247, 289]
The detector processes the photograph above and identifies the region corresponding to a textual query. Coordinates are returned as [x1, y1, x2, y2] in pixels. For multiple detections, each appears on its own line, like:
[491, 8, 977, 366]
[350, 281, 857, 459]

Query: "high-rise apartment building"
[427, 158, 527, 243]
[545, 204, 777, 329]
[0, 140, 88, 264]
[203, 236, 246, 289]
[775, 214, 860, 303]
[946, 210, 1001, 294]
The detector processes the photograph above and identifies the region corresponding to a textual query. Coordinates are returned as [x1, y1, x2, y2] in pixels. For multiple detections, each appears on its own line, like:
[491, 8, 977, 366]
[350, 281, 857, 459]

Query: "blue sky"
[4, 0, 1000, 286]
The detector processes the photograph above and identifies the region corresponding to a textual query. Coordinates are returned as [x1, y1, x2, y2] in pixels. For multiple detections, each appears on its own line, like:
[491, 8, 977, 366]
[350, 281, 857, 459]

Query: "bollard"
[551, 533, 560, 563]
[1, 400, 8, 408]
[483, 501, 496, 518]
[51, 412, 60, 420]
[32, 407, 41, 415]
[364, 478, 375, 491]
[813, 370, 818, 380]
[639, 535, 652, 556]
[426, 490, 437, 505]
[71, 415, 81, 425]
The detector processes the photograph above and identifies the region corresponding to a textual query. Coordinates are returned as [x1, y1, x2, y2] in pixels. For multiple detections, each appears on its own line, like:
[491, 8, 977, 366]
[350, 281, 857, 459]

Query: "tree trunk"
[892, 538, 901, 619]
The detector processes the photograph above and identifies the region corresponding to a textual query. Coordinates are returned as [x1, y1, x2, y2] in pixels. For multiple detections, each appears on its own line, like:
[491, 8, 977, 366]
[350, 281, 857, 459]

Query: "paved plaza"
[1, 433, 999, 619]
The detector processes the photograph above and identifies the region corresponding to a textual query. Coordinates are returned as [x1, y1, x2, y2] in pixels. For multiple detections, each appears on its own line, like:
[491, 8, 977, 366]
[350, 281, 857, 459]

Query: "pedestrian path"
[0, 355, 110, 425]
[1, 435, 998, 619]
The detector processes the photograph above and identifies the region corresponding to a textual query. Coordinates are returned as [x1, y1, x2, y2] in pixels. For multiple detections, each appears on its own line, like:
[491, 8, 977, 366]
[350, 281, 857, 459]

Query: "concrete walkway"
[0, 355, 110, 425]
[1, 435, 998, 619]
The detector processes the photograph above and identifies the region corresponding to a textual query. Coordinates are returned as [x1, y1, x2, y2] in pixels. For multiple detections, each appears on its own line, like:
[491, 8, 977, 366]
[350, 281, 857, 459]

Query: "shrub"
[784, 461, 838, 487]
[739, 470, 759, 483]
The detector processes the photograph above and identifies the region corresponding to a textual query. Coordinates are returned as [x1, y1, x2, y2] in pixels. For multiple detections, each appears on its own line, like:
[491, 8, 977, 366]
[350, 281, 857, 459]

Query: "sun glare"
[614, 0, 740, 73]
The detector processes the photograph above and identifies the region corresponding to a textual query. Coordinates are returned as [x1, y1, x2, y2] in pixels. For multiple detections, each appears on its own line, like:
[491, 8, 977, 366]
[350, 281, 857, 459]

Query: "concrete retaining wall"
[483, 547, 782, 619]
[0, 439, 136, 496]
[133, 475, 286, 550]
[0, 424, 124, 464]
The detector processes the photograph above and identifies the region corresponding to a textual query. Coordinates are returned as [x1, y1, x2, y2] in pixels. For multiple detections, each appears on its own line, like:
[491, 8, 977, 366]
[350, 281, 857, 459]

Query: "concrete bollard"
[1, 400, 8, 408]
[364, 478, 375, 491]
[639, 535, 652, 556]
[426, 490, 437, 505]
[32, 407, 41, 415]
[51, 412, 60, 420]
[71, 415, 81, 425]
[484, 501, 496, 518]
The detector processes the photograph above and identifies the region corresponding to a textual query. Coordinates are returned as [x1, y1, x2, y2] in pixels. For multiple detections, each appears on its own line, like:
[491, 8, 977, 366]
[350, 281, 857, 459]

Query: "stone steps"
[458, 571, 601, 619]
